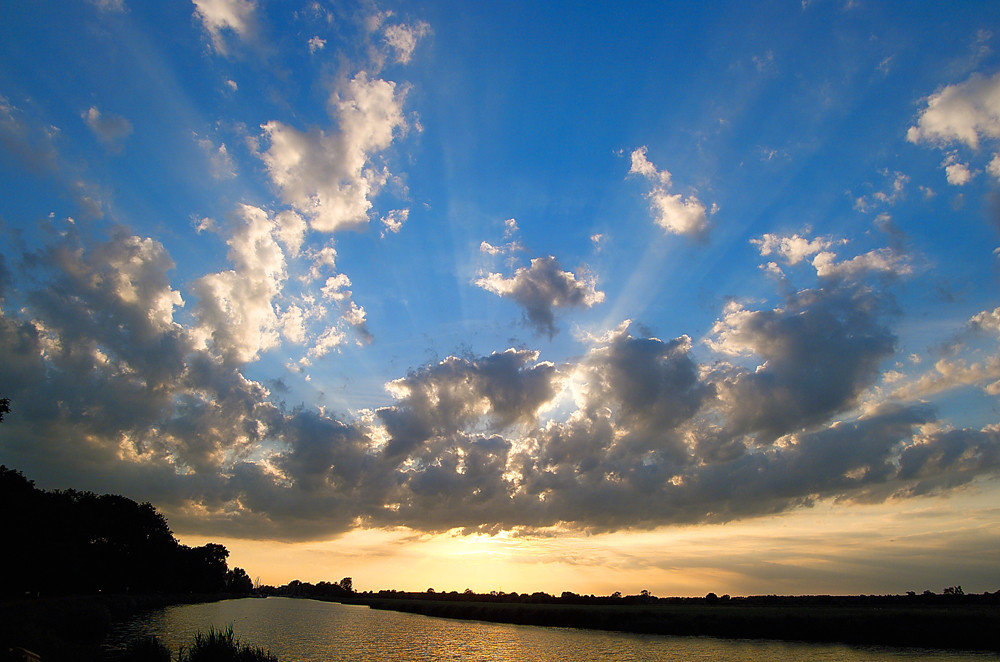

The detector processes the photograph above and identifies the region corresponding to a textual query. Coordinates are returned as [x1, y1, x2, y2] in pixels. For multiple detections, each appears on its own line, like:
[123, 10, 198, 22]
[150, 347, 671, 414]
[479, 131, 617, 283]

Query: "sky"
[1, 0, 1000, 598]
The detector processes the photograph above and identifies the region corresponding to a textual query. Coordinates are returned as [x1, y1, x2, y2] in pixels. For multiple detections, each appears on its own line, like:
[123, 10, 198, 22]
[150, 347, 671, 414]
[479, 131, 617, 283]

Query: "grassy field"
[360, 598, 1000, 651]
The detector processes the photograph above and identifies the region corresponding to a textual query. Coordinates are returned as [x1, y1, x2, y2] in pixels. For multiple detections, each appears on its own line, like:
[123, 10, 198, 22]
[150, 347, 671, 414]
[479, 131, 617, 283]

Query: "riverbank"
[0, 593, 244, 661]
[356, 597, 1000, 652]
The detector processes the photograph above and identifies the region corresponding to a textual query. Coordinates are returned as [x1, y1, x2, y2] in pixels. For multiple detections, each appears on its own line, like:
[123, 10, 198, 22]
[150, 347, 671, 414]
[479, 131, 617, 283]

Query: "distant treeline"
[260, 577, 356, 601]
[360, 586, 1000, 607]
[0, 465, 253, 597]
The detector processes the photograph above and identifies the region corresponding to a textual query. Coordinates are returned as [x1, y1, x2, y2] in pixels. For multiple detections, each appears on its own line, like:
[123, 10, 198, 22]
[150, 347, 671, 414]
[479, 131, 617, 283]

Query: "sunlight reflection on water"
[110, 597, 993, 661]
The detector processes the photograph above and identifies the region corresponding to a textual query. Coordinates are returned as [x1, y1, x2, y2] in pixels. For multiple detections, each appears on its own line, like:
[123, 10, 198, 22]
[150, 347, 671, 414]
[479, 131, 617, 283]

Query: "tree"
[0, 397, 9, 423]
[338, 576, 353, 593]
[226, 567, 253, 594]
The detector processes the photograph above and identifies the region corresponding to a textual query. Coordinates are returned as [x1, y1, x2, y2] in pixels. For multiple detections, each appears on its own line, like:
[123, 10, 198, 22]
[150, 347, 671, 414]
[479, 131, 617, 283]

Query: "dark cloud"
[2, 228, 999, 542]
[708, 284, 897, 443]
[475, 256, 604, 337]
[83, 107, 133, 151]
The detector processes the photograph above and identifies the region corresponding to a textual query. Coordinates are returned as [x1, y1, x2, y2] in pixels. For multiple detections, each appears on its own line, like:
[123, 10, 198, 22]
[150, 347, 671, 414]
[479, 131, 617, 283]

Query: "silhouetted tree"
[227, 567, 254, 594]
[339, 576, 353, 593]
[0, 466, 242, 597]
[0, 397, 9, 423]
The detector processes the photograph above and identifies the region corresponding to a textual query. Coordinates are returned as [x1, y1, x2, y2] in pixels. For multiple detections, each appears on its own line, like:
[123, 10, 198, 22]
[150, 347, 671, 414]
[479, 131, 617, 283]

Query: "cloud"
[197, 136, 236, 179]
[988, 154, 1000, 181]
[192, 0, 257, 55]
[706, 282, 898, 443]
[907, 70, 1000, 149]
[380, 208, 408, 236]
[811, 247, 912, 280]
[475, 256, 605, 337]
[83, 108, 133, 150]
[383, 21, 431, 64]
[752, 233, 837, 265]
[256, 73, 407, 233]
[1, 96, 60, 173]
[629, 147, 713, 239]
[4, 226, 1000, 541]
[190, 204, 286, 364]
[308, 36, 326, 53]
[890, 356, 1000, 401]
[970, 306, 1000, 335]
[943, 156, 975, 186]
[89, 0, 125, 12]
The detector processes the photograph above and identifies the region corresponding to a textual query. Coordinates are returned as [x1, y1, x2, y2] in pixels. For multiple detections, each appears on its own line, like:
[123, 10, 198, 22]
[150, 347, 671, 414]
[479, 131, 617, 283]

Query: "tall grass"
[115, 626, 278, 662]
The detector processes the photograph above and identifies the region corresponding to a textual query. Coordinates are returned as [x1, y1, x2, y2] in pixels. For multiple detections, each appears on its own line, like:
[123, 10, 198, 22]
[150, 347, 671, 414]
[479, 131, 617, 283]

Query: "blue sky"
[2, 0, 1000, 595]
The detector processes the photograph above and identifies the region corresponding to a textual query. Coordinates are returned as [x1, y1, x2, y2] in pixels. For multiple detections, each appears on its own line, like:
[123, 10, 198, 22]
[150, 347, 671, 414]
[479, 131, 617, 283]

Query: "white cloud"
[321, 273, 351, 301]
[812, 248, 912, 280]
[629, 146, 670, 186]
[970, 306, 1000, 335]
[480, 241, 502, 256]
[629, 147, 712, 239]
[90, 0, 125, 11]
[891, 356, 1000, 401]
[381, 208, 408, 235]
[257, 73, 406, 233]
[944, 160, 974, 186]
[383, 21, 431, 64]
[197, 136, 236, 179]
[907, 71, 1000, 149]
[476, 256, 605, 337]
[987, 153, 1000, 181]
[274, 210, 307, 258]
[280, 304, 307, 344]
[308, 326, 346, 359]
[752, 233, 837, 265]
[192, 0, 257, 55]
[190, 204, 287, 364]
[308, 36, 326, 53]
[307, 246, 338, 282]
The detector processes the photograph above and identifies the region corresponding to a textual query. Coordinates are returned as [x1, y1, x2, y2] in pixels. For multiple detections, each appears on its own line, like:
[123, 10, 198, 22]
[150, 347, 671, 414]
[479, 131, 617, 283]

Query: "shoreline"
[347, 597, 1000, 652]
[0, 592, 244, 661]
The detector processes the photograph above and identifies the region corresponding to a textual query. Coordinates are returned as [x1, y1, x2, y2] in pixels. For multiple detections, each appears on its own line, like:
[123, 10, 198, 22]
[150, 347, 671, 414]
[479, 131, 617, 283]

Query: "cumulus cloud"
[943, 157, 975, 186]
[890, 356, 1000, 401]
[811, 247, 912, 280]
[190, 204, 286, 364]
[707, 283, 897, 443]
[3, 203, 999, 542]
[752, 233, 838, 265]
[475, 256, 605, 337]
[192, 0, 257, 55]
[970, 306, 1000, 334]
[256, 73, 406, 233]
[629, 146, 713, 239]
[907, 71, 1000, 149]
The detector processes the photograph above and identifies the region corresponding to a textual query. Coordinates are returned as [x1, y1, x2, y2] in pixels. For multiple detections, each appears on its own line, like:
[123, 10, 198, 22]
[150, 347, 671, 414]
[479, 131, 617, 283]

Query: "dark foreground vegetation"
[0, 466, 257, 661]
[348, 589, 1000, 652]
[111, 626, 278, 662]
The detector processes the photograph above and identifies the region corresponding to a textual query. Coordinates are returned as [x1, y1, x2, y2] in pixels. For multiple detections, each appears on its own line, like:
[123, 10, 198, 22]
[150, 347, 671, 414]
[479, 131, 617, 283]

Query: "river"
[109, 597, 995, 661]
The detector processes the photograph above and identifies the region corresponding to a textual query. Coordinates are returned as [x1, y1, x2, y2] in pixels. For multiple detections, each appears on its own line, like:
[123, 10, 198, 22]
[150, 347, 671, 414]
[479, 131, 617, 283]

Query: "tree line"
[0, 465, 253, 597]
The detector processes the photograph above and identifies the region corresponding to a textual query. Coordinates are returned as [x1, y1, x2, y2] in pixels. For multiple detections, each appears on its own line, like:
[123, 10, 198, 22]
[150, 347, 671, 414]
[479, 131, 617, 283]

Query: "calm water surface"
[110, 597, 995, 661]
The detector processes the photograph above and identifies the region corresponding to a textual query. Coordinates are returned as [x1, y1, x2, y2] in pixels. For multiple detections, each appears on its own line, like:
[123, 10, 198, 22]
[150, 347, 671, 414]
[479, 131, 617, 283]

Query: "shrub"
[186, 626, 278, 662]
